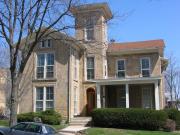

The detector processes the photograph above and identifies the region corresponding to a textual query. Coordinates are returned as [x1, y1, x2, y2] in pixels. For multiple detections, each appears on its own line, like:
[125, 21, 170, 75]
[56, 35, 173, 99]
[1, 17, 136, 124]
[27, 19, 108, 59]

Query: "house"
[18, 3, 168, 121]
[0, 68, 10, 109]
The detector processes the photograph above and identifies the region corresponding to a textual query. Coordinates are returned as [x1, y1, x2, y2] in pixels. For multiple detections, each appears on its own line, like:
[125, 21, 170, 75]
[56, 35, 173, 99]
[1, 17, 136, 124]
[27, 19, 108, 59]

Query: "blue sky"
[83, 0, 180, 62]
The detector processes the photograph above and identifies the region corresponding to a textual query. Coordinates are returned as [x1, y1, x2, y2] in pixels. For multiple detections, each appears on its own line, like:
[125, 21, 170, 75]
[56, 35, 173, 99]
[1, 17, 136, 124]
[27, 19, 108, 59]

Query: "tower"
[71, 3, 112, 43]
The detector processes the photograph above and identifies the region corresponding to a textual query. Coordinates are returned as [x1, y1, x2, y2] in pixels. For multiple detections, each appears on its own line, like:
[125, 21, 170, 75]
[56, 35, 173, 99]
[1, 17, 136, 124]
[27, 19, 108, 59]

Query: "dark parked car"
[0, 122, 61, 135]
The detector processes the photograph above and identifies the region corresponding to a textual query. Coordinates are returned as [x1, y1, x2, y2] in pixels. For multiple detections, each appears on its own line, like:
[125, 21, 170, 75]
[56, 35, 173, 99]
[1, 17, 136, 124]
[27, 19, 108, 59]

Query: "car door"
[9, 123, 28, 135]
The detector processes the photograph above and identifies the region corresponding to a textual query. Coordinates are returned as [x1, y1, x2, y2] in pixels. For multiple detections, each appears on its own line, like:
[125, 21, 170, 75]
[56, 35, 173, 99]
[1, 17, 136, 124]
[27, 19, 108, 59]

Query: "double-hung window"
[87, 57, 94, 80]
[141, 58, 150, 77]
[40, 39, 52, 48]
[85, 17, 94, 41]
[36, 53, 54, 79]
[117, 59, 125, 78]
[36, 86, 54, 111]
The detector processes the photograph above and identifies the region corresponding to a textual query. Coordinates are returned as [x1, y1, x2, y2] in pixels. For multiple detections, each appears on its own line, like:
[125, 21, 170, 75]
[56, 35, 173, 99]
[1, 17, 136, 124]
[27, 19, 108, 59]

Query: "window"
[35, 86, 54, 111]
[45, 126, 56, 134]
[12, 123, 28, 131]
[142, 87, 153, 109]
[25, 124, 42, 133]
[36, 53, 54, 79]
[85, 17, 94, 41]
[141, 58, 150, 77]
[87, 57, 94, 80]
[40, 39, 52, 48]
[117, 59, 125, 78]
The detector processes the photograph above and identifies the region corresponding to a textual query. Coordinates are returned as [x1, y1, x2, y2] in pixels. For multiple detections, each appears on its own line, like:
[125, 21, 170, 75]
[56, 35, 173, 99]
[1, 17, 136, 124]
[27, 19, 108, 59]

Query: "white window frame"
[116, 59, 126, 78]
[86, 56, 95, 80]
[35, 86, 54, 112]
[36, 52, 55, 79]
[140, 57, 151, 77]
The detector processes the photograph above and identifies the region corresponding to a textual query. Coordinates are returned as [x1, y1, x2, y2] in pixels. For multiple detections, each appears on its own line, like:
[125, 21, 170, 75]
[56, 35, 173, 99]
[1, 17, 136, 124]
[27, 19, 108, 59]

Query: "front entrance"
[87, 88, 95, 115]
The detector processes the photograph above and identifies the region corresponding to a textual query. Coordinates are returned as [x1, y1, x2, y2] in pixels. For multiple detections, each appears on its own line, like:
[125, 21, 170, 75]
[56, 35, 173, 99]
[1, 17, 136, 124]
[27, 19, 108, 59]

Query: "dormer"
[71, 3, 112, 43]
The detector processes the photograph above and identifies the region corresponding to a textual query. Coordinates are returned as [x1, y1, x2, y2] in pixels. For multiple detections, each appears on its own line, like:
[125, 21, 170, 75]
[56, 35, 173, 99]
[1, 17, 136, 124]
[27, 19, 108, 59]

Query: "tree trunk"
[9, 73, 18, 126]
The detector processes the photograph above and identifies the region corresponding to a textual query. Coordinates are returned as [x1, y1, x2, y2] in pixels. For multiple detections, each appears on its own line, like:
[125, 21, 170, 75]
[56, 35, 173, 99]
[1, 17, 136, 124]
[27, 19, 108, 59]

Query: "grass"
[51, 124, 67, 130]
[85, 128, 180, 135]
[0, 120, 9, 127]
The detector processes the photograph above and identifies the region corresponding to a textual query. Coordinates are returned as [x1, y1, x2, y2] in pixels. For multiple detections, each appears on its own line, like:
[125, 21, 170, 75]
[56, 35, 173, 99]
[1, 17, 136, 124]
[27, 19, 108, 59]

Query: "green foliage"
[92, 108, 168, 130]
[17, 110, 62, 125]
[164, 108, 180, 129]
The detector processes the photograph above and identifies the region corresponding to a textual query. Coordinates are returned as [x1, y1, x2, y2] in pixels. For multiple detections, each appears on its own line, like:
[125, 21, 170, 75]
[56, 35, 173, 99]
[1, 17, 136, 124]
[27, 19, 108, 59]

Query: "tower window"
[85, 17, 95, 41]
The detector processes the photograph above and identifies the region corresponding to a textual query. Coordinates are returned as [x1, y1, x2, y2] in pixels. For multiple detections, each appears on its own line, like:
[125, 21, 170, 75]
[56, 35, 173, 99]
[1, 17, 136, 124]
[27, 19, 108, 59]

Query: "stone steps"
[69, 117, 92, 126]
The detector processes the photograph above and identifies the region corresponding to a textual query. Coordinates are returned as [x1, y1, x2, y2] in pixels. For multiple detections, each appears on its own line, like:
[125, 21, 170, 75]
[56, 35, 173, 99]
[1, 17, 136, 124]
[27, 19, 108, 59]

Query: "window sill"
[32, 78, 57, 82]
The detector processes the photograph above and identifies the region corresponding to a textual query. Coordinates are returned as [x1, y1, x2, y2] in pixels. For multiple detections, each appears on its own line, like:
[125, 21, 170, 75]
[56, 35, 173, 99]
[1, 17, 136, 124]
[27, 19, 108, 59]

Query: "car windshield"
[11, 123, 28, 131]
[25, 124, 42, 133]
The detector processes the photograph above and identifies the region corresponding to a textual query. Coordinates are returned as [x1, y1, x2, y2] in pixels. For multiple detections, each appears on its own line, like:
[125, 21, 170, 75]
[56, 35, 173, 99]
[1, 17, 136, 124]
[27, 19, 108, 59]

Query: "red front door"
[87, 88, 95, 115]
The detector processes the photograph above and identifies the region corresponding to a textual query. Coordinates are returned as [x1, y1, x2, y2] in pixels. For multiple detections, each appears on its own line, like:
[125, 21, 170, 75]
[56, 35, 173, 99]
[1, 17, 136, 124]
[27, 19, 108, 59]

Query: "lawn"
[85, 128, 180, 135]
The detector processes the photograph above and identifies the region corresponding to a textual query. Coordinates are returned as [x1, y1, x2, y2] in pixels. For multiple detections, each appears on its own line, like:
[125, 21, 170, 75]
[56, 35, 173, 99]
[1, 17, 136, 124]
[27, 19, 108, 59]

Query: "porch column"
[155, 81, 160, 110]
[96, 84, 101, 108]
[126, 83, 129, 108]
[102, 86, 106, 108]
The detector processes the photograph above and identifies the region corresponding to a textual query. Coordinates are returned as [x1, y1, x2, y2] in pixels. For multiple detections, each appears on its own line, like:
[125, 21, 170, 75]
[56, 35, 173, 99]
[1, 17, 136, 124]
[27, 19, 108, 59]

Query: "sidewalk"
[59, 125, 89, 135]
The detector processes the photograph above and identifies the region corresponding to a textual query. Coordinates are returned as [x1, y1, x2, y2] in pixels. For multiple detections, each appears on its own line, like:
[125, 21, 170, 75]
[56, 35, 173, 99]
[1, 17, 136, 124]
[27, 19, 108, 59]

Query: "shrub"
[164, 108, 180, 129]
[17, 110, 62, 125]
[163, 119, 176, 132]
[92, 108, 168, 130]
[17, 112, 39, 122]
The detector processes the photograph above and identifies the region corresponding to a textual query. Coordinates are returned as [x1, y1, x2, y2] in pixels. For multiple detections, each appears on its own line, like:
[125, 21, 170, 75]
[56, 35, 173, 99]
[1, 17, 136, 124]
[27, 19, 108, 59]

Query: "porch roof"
[88, 76, 162, 85]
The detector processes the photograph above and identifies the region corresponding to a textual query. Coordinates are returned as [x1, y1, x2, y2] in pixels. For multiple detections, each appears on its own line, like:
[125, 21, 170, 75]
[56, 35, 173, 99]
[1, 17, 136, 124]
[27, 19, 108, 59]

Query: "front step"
[69, 117, 92, 126]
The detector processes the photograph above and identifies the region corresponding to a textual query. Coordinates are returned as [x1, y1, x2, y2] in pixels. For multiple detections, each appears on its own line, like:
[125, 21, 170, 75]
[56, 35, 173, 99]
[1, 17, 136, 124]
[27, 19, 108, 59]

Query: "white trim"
[96, 84, 101, 108]
[125, 84, 129, 108]
[155, 81, 160, 110]
[140, 57, 151, 77]
[116, 59, 126, 78]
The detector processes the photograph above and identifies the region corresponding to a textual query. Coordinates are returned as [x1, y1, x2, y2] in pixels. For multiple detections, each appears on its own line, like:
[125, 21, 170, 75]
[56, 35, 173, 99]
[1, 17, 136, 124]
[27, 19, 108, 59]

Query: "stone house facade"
[18, 3, 168, 121]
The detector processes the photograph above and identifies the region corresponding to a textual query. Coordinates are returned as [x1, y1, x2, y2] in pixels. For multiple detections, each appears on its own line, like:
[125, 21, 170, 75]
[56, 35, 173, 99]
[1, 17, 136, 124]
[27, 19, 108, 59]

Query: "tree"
[0, 0, 79, 126]
[165, 55, 180, 109]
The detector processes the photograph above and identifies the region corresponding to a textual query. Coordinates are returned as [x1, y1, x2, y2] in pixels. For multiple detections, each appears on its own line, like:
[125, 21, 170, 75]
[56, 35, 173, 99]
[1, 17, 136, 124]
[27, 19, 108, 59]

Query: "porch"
[95, 77, 161, 110]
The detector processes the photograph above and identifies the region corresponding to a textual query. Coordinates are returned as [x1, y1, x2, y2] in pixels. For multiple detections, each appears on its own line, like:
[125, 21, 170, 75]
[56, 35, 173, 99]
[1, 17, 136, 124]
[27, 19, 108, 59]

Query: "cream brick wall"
[19, 38, 71, 118]
[107, 53, 161, 78]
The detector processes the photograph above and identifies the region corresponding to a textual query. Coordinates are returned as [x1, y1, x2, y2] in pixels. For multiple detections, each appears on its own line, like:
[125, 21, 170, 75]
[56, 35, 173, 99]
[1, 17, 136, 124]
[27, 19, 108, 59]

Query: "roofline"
[71, 3, 113, 20]
[107, 47, 161, 55]
[86, 76, 162, 85]
[109, 39, 165, 46]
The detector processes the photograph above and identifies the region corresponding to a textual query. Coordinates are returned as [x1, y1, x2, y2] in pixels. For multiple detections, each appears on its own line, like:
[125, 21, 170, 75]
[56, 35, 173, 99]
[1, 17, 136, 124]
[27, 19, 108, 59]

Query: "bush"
[164, 108, 180, 129]
[17, 110, 62, 125]
[163, 119, 176, 132]
[92, 108, 168, 130]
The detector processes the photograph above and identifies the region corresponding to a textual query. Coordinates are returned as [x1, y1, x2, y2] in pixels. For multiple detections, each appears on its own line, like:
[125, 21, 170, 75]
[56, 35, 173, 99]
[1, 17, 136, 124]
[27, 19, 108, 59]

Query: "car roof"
[19, 122, 56, 129]
[19, 122, 46, 126]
